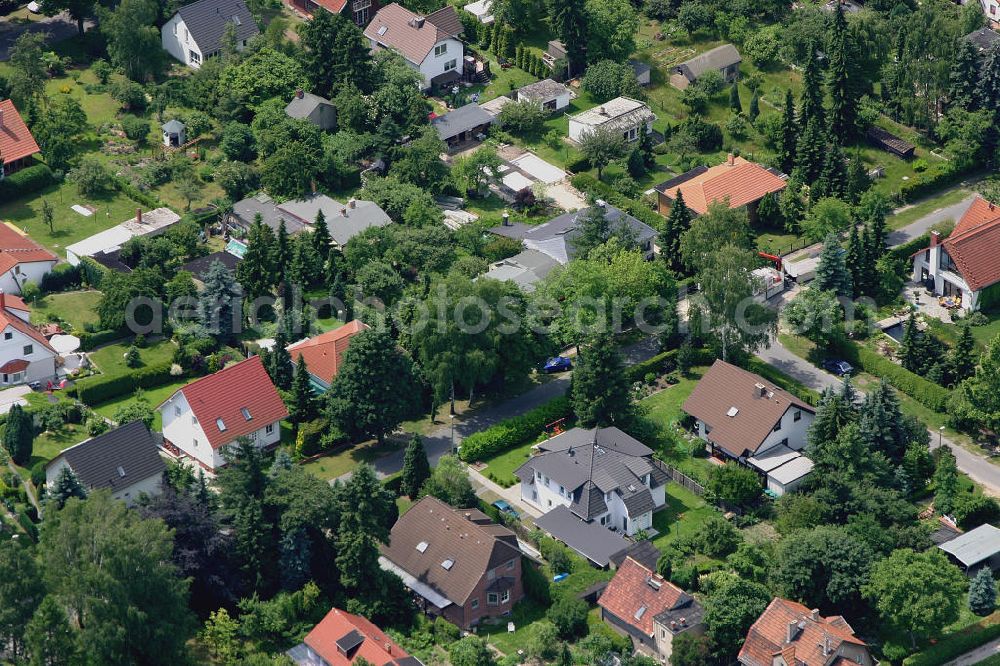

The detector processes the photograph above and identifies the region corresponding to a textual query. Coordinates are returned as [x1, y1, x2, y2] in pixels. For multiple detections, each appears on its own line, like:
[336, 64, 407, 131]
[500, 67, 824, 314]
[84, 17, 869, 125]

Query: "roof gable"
[942, 196, 1000, 292]
[0, 100, 40, 165]
[738, 598, 866, 666]
[303, 607, 416, 665]
[0, 223, 57, 276]
[656, 156, 786, 214]
[52, 421, 165, 491]
[364, 3, 462, 65]
[599, 557, 698, 637]
[678, 44, 741, 79]
[0, 301, 55, 353]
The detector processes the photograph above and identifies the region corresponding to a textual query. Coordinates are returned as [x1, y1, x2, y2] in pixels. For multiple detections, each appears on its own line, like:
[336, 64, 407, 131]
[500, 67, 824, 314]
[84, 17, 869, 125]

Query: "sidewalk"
[942, 636, 1000, 666]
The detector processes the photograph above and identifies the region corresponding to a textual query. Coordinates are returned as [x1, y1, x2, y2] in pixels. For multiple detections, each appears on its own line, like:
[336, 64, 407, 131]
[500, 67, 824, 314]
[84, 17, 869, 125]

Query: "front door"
[622, 516, 628, 532]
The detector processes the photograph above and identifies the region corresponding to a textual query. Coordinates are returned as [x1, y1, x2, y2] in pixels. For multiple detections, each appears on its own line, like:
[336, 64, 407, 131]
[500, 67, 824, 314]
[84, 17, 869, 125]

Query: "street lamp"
[939, 425, 946, 448]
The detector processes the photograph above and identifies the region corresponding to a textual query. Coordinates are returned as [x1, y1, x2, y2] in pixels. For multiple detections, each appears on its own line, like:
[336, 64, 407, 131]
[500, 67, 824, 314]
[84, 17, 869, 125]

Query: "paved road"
[942, 636, 1000, 666]
[886, 194, 977, 247]
[0, 14, 88, 61]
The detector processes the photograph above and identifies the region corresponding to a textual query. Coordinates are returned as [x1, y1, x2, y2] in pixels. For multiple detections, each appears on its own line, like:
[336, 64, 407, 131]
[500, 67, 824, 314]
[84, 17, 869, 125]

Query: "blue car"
[823, 359, 854, 376]
[492, 500, 520, 519]
[543, 356, 572, 373]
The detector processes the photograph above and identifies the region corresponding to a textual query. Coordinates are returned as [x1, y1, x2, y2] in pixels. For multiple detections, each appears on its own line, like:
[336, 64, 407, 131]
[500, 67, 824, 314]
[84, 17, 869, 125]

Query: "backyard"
[90, 377, 190, 430]
[29, 290, 102, 331]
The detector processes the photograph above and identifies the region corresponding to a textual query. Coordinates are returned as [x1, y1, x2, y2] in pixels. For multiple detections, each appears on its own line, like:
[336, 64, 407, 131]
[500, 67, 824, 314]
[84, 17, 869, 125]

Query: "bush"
[124, 346, 141, 368]
[78, 329, 126, 351]
[546, 595, 588, 639]
[0, 164, 55, 203]
[538, 536, 575, 575]
[29, 461, 46, 487]
[75, 361, 174, 405]
[120, 115, 150, 142]
[458, 396, 572, 462]
[295, 419, 331, 457]
[86, 414, 109, 436]
[899, 163, 970, 203]
[833, 341, 951, 412]
[40, 263, 82, 293]
[902, 621, 1000, 666]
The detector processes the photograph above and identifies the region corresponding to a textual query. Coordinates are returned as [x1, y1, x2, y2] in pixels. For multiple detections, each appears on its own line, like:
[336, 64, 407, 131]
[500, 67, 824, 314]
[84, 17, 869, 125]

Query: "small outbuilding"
[939, 523, 1000, 575]
[161, 119, 186, 147]
[630, 59, 651, 86]
[669, 44, 741, 90]
[431, 103, 495, 148]
[866, 125, 915, 159]
[463, 0, 493, 23]
[516, 78, 572, 112]
[284, 89, 337, 131]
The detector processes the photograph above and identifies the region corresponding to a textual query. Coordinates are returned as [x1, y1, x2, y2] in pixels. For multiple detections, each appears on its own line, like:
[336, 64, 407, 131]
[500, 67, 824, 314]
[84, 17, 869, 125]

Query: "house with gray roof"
[517, 78, 572, 112]
[568, 97, 656, 143]
[432, 103, 496, 148]
[284, 89, 337, 131]
[966, 27, 1000, 55]
[161, 0, 259, 69]
[669, 44, 741, 90]
[227, 192, 391, 247]
[938, 524, 1000, 575]
[481, 249, 560, 292]
[515, 427, 670, 565]
[45, 421, 165, 506]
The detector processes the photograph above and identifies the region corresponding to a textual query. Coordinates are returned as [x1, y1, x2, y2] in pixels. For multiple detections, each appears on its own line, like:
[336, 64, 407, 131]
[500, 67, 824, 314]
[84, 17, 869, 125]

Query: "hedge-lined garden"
[458, 395, 572, 463]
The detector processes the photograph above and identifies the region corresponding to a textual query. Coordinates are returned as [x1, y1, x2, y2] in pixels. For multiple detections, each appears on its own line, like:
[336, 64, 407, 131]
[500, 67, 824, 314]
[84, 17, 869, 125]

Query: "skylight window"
[634, 606, 647, 620]
[217, 418, 227, 431]
[416, 541, 428, 553]
[726, 406, 739, 417]
[377, 25, 387, 35]
[117, 466, 126, 478]
[241, 407, 252, 421]
[441, 559, 455, 570]
[232, 14, 241, 24]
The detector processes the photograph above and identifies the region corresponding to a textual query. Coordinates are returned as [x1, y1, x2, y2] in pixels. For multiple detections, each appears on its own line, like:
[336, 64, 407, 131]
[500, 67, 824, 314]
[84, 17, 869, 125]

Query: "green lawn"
[639, 367, 717, 481]
[29, 422, 88, 467]
[480, 439, 534, 488]
[301, 438, 404, 481]
[87, 339, 176, 378]
[30, 290, 102, 331]
[91, 377, 191, 430]
[887, 187, 973, 231]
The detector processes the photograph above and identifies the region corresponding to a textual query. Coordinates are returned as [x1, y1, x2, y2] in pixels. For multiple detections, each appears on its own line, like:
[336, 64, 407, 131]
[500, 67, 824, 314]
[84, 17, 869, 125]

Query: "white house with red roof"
[157, 355, 288, 472]
[364, 4, 463, 90]
[911, 196, 1000, 313]
[286, 607, 423, 665]
[287, 319, 368, 392]
[0, 291, 57, 386]
[0, 100, 40, 176]
[0, 224, 57, 295]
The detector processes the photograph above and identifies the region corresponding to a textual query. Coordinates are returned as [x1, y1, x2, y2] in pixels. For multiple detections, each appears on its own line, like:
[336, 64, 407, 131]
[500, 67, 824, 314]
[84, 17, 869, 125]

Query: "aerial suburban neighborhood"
[0, 0, 996, 662]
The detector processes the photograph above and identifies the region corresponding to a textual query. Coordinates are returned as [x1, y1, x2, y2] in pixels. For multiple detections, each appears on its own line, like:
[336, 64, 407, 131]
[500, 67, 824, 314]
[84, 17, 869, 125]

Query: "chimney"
[464, 512, 472, 520]
[822, 635, 831, 657]
[598, 106, 606, 115]
[670, 620, 677, 630]
[136, 208, 142, 224]
[810, 609, 820, 622]
[412, 16, 425, 27]
[0, 109, 5, 129]
[311, 179, 318, 194]
[385, 642, 392, 655]
[0, 289, 6, 312]
[295, 88, 304, 99]
[595, 199, 607, 209]
[727, 153, 735, 166]
[348, 198, 356, 209]
[787, 620, 799, 644]
[679, 617, 686, 626]
[930, 230, 940, 247]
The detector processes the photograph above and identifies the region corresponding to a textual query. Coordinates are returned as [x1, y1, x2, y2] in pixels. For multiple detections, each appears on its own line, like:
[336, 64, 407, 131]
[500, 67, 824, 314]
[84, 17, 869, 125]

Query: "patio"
[901, 281, 960, 322]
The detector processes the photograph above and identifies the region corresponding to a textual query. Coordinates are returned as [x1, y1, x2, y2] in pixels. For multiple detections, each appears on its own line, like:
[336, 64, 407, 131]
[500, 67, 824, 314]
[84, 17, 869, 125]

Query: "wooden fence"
[652, 458, 705, 496]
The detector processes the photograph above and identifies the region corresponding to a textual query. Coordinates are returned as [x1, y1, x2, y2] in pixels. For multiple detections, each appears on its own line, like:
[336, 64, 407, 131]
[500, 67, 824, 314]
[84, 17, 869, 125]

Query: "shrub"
[120, 115, 150, 142]
[538, 536, 575, 575]
[86, 414, 109, 436]
[78, 329, 126, 351]
[902, 621, 1000, 666]
[0, 164, 54, 202]
[29, 461, 46, 487]
[833, 341, 951, 412]
[458, 396, 572, 462]
[899, 163, 970, 203]
[124, 346, 141, 368]
[75, 361, 174, 405]
[546, 595, 588, 639]
[40, 263, 82, 293]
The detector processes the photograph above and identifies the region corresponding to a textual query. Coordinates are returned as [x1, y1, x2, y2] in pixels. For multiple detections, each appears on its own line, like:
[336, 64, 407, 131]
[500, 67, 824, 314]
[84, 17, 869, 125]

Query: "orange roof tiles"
[738, 598, 867, 666]
[941, 196, 1000, 292]
[0, 100, 40, 166]
[598, 557, 692, 637]
[303, 607, 416, 666]
[657, 156, 786, 215]
[0, 223, 56, 276]
[166, 356, 288, 449]
[287, 320, 368, 385]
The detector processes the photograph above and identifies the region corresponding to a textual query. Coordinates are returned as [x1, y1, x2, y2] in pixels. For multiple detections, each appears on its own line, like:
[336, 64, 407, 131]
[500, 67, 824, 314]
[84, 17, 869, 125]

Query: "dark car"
[543, 356, 572, 373]
[492, 500, 520, 519]
[823, 359, 854, 376]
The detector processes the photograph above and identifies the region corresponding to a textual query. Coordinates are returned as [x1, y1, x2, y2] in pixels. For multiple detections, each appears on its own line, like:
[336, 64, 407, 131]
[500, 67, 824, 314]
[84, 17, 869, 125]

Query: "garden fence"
[652, 458, 705, 496]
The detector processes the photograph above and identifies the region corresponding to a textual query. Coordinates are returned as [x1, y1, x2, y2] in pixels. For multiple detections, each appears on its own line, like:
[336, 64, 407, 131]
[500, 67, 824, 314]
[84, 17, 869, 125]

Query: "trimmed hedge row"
[570, 173, 665, 232]
[40, 264, 83, 293]
[114, 176, 163, 209]
[902, 619, 1000, 666]
[79, 329, 128, 351]
[0, 164, 54, 202]
[75, 361, 175, 405]
[745, 357, 821, 407]
[898, 163, 972, 204]
[458, 395, 572, 463]
[625, 347, 715, 384]
[834, 341, 951, 412]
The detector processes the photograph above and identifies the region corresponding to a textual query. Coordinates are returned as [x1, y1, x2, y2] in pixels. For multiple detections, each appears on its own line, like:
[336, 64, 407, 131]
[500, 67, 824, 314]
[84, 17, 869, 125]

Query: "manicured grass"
[641, 368, 704, 429]
[887, 187, 973, 231]
[651, 482, 721, 553]
[639, 367, 717, 481]
[301, 438, 404, 481]
[481, 439, 534, 488]
[29, 422, 88, 467]
[91, 377, 191, 430]
[30, 290, 102, 331]
[87, 339, 176, 378]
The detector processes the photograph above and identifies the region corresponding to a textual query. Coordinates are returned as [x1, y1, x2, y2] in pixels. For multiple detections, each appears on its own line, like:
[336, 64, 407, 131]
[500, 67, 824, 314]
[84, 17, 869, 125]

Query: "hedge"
[79, 329, 128, 351]
[458, 395, 572, 462]
[902, 618, 1000, 666]
[75, 361, 175, 405]
[0, 164, 54, 202]
[625, 347, 715, 384]
[570, 173, 664, 232]
[898, 163, 972, 203]
[114, 176, 163, 209]
[744, 357, 822, 407]
[833, 341, 951, 412]
[40, 264, 83, 293]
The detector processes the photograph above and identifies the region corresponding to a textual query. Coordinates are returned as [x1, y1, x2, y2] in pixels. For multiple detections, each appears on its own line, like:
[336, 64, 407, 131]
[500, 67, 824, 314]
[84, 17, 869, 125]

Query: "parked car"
[492, 499, 520, 519]
[823, 359, 853, 376]
[543, 356, 572, 373]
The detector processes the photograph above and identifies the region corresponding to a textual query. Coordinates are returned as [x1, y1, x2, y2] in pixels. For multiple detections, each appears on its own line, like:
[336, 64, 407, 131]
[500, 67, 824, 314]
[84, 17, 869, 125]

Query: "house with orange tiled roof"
[285, 0, 376, 27]
[287, 320, 368, 391]
[598, 556, 704, 661]
[0, 223, 57, 295]
[286, 607, 423, 665]
[911, 196, 1000, 313]
[0, 290, 57, 388]
[738, 598, 874, 666]
[654, 154, 786, 223]
[0, 100, 40, 176]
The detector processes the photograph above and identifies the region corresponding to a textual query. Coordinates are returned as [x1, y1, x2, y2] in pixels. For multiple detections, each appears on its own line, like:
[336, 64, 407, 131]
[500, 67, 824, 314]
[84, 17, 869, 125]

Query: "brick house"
[379, 496, 524, 629]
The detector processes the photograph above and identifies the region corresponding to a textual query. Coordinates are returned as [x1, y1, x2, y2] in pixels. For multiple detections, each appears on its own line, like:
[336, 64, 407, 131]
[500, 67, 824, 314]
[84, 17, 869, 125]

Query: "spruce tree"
[977, 41, 1000, 116]
[795, 116, 826, 183]
[814, 234, 851, 297]
[779, 89, 799, 174]
[799, 43, 825, 128]
[845, 224, 863, 297]
[312, 210, 332, 262]
[236, 219, 276, 301]
[274, 219, 291, 284]
[748, 91, 759, 122]
[400, 434, 431, 499]
[806, 387, 856, 461]
[827, 3, 858, 141]
[857, 380, 908, 463]
[289, 355, 317, 435]
[900, 314, 922, 373]
[729, 83, 742, 113]
[550, 0, 587, 77]
[2, 404, 32, 466]
[855, 224, 878, 297]
[199, 260, 242, 342]
[266, 318, 293, 390]
[845, 157, 869, 204]
[660, 191, 692, 274]
[49, 466, 87, 509]
[515, 44, 525, 70]
[950, 324, 977, 382]
[969, 567, 997, 616]
[950, 40, 981, 112]
[815, 143, 848, 201]
[934, 447, 959, 515]
[572, 335, 632, 427]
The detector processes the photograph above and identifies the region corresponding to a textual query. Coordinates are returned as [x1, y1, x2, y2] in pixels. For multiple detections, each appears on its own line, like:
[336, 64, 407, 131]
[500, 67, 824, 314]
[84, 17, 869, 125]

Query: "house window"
[624, 127, 639, 141]
[174, 406, 181, 417]
[600, 515, 607, 525]
[471, 598, 479, 609]
[507, 559, 515, 570]
[559, 485, 565, 495]
[22, 344, 32, 355]
[193, 438, 198, 447]
[487, 569, 496, 580]
[189, 50, 201, 64]
[3, 332, 11, 340]
[435, 43, 448, 57]
[773, 420, 782, 432]
[794, 410, 802, 422]
[605, 492, 612, 502]
[487, 592, 499, 606]
[444, 59, 457, 72]
[501, 590, 510, 604]
[265, 423, 274, 435]
[10, 372, 21, 383]
[248, 431, 258, 442]
[547, 499, 552, 507]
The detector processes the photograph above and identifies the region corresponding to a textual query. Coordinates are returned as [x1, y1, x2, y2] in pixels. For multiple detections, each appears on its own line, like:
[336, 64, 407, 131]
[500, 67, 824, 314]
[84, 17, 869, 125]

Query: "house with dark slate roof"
[285, 89, 337, 131]
[515, 427, 670, 556]
[45, 421, 166, 506]
[431, 103, 495, 148]
[162, 0, 259, 68]
[669, 44, 741, 90]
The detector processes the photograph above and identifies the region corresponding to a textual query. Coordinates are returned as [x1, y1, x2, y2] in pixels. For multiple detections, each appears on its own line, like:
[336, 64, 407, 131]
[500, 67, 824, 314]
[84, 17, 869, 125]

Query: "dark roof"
[90, 248, 132, 274]
[939, 524, 1000, 567]
[175, 0, 259, 54]
[966, 27, 1000, 53]
[866, 125, 915, 158]
[180, 251, 241, 282]
[676, 44, 741, 80]
[51, 421, 165, 492]
[534, 504, 629, 567]
[654, 166, 708, 194]
[518, 78, 570, 103]
[630, 60, 651, 77]
[609, 539, 662, 571]
[432, 103, 495, 141]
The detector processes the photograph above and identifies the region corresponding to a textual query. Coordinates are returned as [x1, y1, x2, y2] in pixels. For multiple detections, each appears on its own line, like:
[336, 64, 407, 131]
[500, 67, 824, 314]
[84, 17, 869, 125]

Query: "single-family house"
[654, 154, 787, 222]
[683, 360, 816, 495]
[161, 0, 259, 69]
[938, 524, 1000, 575]
[66, 208, 181, 266]
[966, 26, 1000, 54]
[738, 598, 875, 666]
[284, 0, 376, 26]
[598, 556, 704, 661]
[0, 291, 57, 387]
[0, 224, 57, 295]
[0, 99, 41, 176]
[515, 427, 671, 565]
[179, 250, 242, 287]
[45, 421, 165, 506]
[285, 89, 337, 131]
[432, 103, 496, 148]
[517, 79, 572, 112]
[866, 125, 915, 159]
[227, 193, 391, 247]
[287, 319, 368, 392]
[364, 4, 463, 90]
[481, 249, 560, 293]
[911, 196, 1000, 312]
[567, 97, 657, 144]
[379, 496, 524, 629]
[158, 356, 288, 473]
[287, 607, 423, 665]
[669, 44, 741, 90]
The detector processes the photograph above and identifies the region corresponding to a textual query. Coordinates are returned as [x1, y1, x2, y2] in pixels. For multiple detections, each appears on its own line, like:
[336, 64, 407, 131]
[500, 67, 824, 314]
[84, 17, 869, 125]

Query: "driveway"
[886, 194, 977, 247]
[0, 385, 30, 414]
[0, 13, 86, 61]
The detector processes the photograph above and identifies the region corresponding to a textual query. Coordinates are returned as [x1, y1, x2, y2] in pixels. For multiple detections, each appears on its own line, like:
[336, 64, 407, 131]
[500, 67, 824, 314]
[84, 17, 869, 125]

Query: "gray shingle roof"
[518, 78, 570, 103]
[432, 103, 495, 141]
[481, 249, 560, 292]
[231, 192, 391, 244]
[52, 421, 165, 492]
[966, 27, 1000, 53]
[676, 44, 741, 81]
[534, 504, 629, 567]
[284, 91, 334, 121]
[570, 481, 608, 521]
[175, 0, 259, 54]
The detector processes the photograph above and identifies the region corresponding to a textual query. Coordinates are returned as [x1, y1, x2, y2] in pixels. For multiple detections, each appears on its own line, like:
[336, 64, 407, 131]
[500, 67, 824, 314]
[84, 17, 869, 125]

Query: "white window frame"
[444, 58, 457, 72]
[265, 423, 274, 435]
[22, 344, 32, 355]
[501, 590, 510, 604]
[435, 43, 448, 57]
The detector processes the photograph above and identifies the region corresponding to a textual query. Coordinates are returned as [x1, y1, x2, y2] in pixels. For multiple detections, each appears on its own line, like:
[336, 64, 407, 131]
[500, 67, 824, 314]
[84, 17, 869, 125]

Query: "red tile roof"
[657, 156, 786, 215]
[738, 598, 867, 666]
[0, 359, 29, 373]
[287, 320, 368, 385]
[364, 3, 462, 65]
[0, 100, 40, 166]
[0, 223, 57, 276]
[303, 607, 415, 666]
[0, 298, 54, 354]
[940, 196, 1000, 292]
[167, 356, 288, 449]
[682, 360, 813, 458]
[308, 0, 348, 13]
[598, 557, 692, 637]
